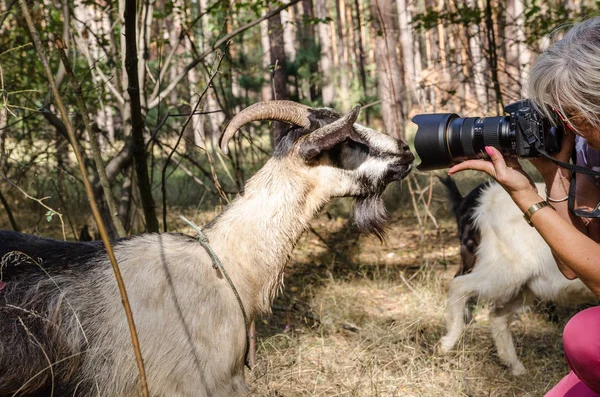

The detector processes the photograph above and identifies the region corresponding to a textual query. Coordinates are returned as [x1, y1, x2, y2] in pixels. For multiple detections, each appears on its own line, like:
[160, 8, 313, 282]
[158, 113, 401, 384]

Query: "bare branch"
[72, 33, 126, 105]
[2, 174, 65, 240]
[161, 51, 225, 232]
[157, 144, 212, 192]
[55, 38, 127, 237]
[20, 3, 149, 395]
[105, 140, 134, 182]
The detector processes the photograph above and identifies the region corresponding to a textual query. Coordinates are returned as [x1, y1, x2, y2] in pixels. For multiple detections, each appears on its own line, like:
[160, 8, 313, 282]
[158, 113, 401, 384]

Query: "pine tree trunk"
[352, 0, 368, 106]
[447, 0, 473, 111]
[436, 0, 449, 109]
[281, 3, 297, 97]
[315, 0, 335, 105]
[371, 0, 406, 139]
[335, 0, 349, 111]
[514, 0, 529, 98]
[268, 12, 289, 144]
[260, 16, 273, 102]
[468, 0, 489, 112]
[281, 3, 297, 62]
[227, 16, 242, 114]
[396, 0, 418, 106]
[485, 0, 503, 114]
[172, 0, 205, 150]
[300, 0, 320, 101]
[344, 3, 356, 82]
[199, 0, 225, 148]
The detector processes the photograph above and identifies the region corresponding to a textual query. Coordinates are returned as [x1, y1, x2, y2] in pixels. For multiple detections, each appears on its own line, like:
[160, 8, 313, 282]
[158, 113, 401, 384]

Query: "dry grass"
[0, 192, 575, 396]
[247, 215, 573, 397]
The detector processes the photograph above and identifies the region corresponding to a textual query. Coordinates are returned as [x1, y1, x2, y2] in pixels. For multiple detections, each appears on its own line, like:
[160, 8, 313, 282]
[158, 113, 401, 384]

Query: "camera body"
[412, 99, 564, 171]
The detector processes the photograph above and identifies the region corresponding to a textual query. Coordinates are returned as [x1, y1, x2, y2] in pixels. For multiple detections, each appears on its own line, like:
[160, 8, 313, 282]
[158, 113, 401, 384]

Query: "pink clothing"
[545, 307, 600, 396]
[546, 371, 599, 397]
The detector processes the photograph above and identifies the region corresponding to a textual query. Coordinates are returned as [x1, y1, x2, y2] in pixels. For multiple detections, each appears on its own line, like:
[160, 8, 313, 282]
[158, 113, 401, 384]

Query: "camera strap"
[537, 146, 600, 218]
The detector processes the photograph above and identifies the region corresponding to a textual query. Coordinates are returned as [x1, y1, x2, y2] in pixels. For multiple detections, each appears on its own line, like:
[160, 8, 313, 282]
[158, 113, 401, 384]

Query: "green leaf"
[46, 210, 55, 222]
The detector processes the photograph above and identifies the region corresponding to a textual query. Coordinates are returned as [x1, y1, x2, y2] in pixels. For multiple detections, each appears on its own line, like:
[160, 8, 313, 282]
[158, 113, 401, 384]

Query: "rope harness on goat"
[179, 215, 251, 369]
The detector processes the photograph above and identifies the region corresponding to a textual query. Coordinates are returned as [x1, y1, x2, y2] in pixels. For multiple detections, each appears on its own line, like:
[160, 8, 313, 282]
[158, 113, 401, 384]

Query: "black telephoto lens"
[412, 114, 512, 171]
[412, 114, 459, 171]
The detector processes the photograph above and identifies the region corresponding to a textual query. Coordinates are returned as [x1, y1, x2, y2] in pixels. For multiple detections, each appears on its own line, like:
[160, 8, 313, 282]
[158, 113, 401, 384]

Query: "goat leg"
[439, 274, 475, 353]
[489, 291, 533, 376]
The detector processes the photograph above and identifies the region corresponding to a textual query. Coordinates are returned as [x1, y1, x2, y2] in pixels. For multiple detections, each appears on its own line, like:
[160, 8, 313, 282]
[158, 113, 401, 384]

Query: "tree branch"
[161, 52, 224, 232]
[55, 38, 127, 237]
[20, 3, 149, 395]
[124, 0, 159, 233]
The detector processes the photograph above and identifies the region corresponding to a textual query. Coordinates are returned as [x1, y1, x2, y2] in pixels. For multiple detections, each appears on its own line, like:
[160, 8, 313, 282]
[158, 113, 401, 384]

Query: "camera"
[412, 99, 564, 170]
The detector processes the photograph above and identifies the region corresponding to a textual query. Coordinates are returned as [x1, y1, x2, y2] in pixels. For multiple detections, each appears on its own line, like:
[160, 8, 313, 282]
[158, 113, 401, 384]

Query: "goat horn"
[219, 101, 312, 154]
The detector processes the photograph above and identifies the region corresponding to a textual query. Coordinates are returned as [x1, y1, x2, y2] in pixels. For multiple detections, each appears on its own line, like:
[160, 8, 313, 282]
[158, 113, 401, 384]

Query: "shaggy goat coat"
[1, 164, 336, 396]
[0, 104, 413, 396]
[440, 181, 597, 375]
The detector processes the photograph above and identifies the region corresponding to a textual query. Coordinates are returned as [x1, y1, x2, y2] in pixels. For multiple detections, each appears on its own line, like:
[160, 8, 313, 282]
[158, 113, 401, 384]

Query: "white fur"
[439, 182, 597, 375]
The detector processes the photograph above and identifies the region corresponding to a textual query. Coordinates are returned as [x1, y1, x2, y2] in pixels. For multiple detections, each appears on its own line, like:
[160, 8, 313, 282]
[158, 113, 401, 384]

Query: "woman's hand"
[448, 146, 540, 205]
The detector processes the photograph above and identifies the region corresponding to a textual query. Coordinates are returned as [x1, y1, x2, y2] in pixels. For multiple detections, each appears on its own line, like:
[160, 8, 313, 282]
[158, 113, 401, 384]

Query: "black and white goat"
[438, 177, 490, 277]
[0, 101, 414, 396]
[439, 178, 596, 375]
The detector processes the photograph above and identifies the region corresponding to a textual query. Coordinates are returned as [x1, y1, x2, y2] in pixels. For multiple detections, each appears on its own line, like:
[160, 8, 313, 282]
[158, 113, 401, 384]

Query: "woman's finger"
[448, 158, 495, 176]
[448, 146, 513, 179]
[484, 146, 509, 175]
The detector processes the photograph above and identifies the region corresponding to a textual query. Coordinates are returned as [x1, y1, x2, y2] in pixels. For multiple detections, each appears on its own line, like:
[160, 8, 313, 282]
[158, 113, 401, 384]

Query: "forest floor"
[0, 183, 577, 397]
[246, 212, 575, 397]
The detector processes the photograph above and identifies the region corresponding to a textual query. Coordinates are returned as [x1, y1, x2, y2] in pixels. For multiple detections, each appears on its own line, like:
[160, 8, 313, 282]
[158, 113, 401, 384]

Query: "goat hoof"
[510, 362, 526, 376]
[438, 336, 456, 353]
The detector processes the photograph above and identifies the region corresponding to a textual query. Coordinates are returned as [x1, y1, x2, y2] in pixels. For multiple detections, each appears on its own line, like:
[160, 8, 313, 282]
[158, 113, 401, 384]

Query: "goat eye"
[346, 140, 369, 154]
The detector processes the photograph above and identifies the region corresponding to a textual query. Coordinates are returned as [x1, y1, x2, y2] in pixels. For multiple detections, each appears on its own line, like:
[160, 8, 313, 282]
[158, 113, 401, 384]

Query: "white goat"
[0, 101, 414, 396]
[439, 180, 597, 375]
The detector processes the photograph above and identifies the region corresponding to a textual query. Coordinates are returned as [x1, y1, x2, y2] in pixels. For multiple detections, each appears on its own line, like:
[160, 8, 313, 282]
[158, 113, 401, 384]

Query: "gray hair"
[528, 16, 600, 134]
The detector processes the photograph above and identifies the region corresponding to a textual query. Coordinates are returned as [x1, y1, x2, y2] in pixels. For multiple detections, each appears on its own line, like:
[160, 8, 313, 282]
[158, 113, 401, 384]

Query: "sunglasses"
[553, 107, 577, 132]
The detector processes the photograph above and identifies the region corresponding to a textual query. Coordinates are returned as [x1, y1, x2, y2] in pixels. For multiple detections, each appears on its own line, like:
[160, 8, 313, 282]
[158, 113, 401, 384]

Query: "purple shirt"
[575, 136, 600, 185]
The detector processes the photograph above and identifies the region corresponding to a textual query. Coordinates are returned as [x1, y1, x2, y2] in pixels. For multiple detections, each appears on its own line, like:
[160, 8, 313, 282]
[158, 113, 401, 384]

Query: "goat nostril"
[397, 140, 410, 153]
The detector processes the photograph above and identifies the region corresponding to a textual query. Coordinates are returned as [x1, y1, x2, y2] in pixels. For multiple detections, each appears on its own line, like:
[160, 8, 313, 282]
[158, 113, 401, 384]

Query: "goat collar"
[179, 216, 251, 369]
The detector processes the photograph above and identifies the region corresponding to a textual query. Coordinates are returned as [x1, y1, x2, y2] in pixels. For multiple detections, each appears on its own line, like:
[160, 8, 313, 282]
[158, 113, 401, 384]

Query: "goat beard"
[354, 194, 388, 241]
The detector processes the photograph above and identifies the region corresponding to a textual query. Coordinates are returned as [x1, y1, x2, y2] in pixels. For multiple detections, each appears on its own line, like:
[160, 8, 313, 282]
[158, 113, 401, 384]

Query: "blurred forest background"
[1, 0, 598, 238]
[2, 1, 600, 396]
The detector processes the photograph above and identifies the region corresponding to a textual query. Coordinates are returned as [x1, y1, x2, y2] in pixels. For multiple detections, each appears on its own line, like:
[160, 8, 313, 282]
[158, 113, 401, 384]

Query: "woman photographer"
[448, 17, 600, 396]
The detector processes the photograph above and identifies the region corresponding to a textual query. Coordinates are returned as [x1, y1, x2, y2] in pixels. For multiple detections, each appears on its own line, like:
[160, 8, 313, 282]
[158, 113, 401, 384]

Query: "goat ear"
[298, 106, 360, 161]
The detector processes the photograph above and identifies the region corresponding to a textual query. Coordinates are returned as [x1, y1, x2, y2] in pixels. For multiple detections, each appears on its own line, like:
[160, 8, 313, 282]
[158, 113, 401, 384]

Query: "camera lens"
[412, 114, 511, 170]
[411, 100, 563, 170]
